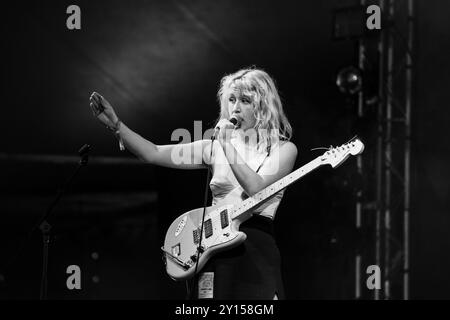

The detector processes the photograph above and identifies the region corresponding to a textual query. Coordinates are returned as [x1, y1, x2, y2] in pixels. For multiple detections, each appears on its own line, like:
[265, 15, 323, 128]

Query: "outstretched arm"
[89, 92, 210, 170]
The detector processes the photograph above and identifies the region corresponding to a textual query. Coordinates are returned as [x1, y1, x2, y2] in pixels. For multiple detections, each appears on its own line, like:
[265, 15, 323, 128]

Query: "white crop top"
[207, 132, 285, 220]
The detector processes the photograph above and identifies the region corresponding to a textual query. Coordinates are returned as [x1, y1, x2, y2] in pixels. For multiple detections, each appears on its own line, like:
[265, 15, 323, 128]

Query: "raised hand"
[89, 92, 119, 130]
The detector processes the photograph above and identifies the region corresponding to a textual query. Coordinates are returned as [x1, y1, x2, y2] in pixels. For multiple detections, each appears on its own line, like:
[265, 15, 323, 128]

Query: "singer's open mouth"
[232, 114, 243, 122]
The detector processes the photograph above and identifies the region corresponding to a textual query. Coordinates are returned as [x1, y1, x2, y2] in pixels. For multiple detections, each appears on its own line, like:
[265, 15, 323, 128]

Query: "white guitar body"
[162, 138, 365, 281]
[163, 188, 252, 281]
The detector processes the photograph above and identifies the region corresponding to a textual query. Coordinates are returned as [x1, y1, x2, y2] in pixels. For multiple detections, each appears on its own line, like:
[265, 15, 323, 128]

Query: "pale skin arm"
[221, 140, 297, 196]
[89, 92, 297, 193]
[89, 92, 210, 169]
[217, 120, 298, 197]
[115, 122, 211, 169]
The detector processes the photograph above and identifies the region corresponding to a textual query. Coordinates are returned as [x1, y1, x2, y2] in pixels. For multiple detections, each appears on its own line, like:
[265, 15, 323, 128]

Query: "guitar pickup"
[220, 209, 229, 229]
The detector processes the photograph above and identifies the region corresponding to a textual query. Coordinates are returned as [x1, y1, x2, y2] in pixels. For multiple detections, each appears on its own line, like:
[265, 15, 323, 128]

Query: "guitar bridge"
[161, 247, 191, 270]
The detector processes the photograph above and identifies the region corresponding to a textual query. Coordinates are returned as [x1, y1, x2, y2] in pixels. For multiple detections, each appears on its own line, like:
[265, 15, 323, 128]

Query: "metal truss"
[354, 0, 413, 300]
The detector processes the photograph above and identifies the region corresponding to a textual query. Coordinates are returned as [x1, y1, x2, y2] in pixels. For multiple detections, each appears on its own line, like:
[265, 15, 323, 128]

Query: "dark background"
[1, 0, 449, 299]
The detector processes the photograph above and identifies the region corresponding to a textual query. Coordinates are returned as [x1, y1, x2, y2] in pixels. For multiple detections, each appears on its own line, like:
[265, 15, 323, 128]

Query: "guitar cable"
[186, 137, 215, 300]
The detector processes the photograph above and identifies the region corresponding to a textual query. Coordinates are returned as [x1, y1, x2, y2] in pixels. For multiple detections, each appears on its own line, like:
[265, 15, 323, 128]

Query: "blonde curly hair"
[216, 67, 292, 152]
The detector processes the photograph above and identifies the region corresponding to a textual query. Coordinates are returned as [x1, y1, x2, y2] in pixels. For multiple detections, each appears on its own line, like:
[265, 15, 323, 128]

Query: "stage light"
[336, 66, 363, 95]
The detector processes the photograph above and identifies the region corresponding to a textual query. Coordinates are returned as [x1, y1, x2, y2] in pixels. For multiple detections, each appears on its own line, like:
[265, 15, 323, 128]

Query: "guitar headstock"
[320, 138, 365, 168]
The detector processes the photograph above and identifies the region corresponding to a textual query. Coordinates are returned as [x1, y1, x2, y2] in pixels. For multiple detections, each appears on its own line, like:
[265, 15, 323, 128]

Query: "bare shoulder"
[279, 140, 298, 157]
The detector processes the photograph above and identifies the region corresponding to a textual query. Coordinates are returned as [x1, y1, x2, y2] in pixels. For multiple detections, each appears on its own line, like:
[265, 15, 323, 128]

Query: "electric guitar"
[162, 138, 365, 281]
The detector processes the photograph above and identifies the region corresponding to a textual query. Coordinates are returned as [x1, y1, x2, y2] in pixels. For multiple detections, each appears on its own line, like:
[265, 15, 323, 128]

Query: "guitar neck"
[231, 157, 323, 220]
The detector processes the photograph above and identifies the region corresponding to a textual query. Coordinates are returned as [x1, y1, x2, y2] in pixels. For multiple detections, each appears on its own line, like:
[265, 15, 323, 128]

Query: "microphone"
[78, 144, 91, 165]
[78, 144, 91, 157]
[229, 116, 239, 126]
[212, 116, 240, 140]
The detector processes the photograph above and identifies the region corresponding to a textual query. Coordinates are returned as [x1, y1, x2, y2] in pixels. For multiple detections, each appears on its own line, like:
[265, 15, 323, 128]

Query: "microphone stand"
[188, 120, 237, 299]
[38, 144, 91, 300]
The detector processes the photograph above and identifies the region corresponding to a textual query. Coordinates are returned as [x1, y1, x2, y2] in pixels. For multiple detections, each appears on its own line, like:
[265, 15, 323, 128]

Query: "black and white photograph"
[1, 0, 449, 307]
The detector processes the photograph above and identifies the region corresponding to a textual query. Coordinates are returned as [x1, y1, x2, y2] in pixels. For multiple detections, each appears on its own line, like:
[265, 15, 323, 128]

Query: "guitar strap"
[255, 141, 271, 174]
